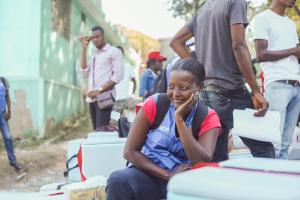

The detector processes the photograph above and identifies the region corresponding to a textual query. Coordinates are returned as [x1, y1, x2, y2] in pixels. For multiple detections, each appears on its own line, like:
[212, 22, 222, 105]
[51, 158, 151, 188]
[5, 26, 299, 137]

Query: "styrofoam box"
[87, 131, 119, 139]
[167, 167, 300, 200]
[67, 138, 84, 182]
[81, 137, 127, 178]
[64, 176, 107, 200]
[220, 157, 300, 174]
[289, 144, 300, 160]
[111, 110, 121, 121]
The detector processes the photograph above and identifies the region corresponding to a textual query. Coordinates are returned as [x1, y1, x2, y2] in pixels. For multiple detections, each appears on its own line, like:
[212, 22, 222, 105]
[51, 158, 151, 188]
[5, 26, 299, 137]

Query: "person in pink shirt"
[80, 26, 124, 130]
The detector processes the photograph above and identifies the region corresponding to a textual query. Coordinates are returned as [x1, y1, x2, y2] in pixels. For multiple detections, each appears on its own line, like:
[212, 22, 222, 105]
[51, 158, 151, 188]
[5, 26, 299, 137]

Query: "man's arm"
[170, 26, 194, 59]
[231, 24, 260, 93]
[255, 39, 300, 62]
[231, 24, 268, 116]
[80, 36, 90, 70]
[87, 81, 117, 98]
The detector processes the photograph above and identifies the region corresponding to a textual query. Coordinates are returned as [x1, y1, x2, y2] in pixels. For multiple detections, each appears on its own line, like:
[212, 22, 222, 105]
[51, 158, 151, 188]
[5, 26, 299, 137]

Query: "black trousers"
[89, 101, 113, 130]
[106, 167, 167, 200]
[200, 87, 275, 162]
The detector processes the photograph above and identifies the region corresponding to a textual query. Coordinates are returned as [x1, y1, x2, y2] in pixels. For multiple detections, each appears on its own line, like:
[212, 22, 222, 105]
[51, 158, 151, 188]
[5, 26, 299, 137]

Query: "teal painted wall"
[39, 0, 89, 135]
[41, 0, 75, 84]
[0, 0, 42, 77]
[7, 78, 43, 136]
[0, 0, 43, 136]
[0, 0, 137, 137]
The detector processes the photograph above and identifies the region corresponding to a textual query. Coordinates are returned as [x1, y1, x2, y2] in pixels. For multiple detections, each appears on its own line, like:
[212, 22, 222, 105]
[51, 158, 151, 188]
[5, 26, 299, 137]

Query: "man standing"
[80, 26, 124, 130]
[252, 0, 300, 159]
[139, 51, 166, 99]
[0, 77, 23, 171]
[170, 0, 275, 161]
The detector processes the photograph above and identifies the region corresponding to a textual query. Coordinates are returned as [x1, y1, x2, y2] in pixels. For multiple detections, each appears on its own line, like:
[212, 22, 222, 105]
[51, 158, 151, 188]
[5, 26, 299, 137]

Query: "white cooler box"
[66, 132, 120, 182]
[167, 167, 300, 200]
[81, 137, 127, 178]
[220, 157, 300, 175]
[87, 131, 119, 139]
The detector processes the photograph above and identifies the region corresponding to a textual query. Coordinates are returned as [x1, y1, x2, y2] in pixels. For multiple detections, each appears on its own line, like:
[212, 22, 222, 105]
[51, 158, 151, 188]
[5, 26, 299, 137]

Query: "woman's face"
[167, 70, 200, 109]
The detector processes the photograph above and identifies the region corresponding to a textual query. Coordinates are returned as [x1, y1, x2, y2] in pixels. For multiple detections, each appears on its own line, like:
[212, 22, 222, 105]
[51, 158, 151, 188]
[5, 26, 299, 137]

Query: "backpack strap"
[150, 93, 170, 130]
[149, 93, 208, 141]
[192, 100, 209, 140]
[63, 154, 79, 177]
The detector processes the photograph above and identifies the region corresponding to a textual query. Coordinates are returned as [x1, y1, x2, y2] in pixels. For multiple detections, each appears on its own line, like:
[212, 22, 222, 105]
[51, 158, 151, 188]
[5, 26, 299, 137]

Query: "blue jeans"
[106, 167, 167, 200]
[200, 87, 275, 162]
[0, 111, 17, 164]
[265, 81, 300, 159]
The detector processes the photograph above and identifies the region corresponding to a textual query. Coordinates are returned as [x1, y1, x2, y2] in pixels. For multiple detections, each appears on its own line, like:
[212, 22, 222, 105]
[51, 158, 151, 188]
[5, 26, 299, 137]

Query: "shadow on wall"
[10, 90, 34, 138]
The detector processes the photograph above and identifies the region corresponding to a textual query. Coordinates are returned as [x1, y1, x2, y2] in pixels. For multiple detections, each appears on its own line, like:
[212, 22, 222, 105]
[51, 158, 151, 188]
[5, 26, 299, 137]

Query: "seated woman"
[106, 58, 221, 200]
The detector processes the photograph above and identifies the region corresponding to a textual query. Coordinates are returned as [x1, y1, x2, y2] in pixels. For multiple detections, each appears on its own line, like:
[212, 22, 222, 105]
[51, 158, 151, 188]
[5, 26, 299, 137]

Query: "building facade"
[0, 0, 138, 137]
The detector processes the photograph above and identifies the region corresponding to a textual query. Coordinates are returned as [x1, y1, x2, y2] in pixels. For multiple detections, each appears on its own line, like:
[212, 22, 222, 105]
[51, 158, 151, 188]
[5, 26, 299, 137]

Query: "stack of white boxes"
[167, 158, 300, 200]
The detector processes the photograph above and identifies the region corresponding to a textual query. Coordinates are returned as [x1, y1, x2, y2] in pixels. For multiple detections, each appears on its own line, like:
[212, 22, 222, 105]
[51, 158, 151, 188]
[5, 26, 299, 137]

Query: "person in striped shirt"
[80, 26, 124, 130]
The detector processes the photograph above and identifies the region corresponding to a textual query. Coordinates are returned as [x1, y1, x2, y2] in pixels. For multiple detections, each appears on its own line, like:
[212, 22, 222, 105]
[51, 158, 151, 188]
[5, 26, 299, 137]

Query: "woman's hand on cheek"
[174, 92, 198, 120]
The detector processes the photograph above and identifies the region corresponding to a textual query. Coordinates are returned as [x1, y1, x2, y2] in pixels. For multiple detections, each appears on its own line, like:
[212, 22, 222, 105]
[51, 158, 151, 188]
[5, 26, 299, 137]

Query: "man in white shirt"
[252, 0, 300, 159]
[116, 46, 137, 96]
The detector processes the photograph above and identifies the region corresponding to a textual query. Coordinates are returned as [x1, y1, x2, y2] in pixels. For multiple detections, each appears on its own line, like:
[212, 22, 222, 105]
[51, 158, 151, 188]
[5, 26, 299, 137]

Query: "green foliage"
[168, 0, 300, 35]
[116, 25, 161, 64]
[167, 0, 206, 21]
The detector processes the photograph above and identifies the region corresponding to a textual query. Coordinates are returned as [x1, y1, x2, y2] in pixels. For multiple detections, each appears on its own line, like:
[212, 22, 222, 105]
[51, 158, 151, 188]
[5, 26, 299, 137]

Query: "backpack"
[118, 93, 208, 140]
[118, 116, 131, 138]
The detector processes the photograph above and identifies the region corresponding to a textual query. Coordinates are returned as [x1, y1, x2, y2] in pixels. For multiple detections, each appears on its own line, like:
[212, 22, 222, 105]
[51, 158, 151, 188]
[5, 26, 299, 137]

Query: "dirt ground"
[0, 113, 92, 192]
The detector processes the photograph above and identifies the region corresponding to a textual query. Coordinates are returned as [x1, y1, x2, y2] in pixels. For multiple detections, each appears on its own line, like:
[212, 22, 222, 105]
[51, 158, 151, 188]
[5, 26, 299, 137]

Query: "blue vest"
[0, 81, 7, 112]
[141, 94, 197, 171]
[139, 69, 157, 97]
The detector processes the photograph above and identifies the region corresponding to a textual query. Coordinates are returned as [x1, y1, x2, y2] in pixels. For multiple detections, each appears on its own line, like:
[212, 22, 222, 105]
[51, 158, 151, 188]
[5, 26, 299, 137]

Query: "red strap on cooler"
[48, 192, 64, 196]
[192, 162, 220, 169]
[77, 145, 87, 181]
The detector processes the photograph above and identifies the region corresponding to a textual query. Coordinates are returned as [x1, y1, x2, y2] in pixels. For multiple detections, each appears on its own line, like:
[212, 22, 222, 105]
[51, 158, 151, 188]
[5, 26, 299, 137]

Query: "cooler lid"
[87, 131, 118, 138]
[82, 137, 127, 145]
[168, 167, 300, 199]
[220, 157, 300, 174]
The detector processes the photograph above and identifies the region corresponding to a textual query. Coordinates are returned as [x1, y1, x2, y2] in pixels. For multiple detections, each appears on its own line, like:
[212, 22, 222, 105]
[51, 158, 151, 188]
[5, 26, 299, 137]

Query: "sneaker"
[10, 162, 23, 172]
